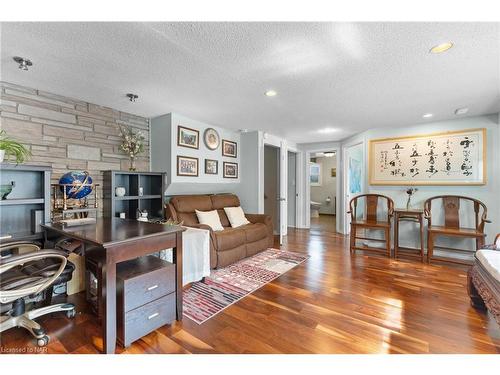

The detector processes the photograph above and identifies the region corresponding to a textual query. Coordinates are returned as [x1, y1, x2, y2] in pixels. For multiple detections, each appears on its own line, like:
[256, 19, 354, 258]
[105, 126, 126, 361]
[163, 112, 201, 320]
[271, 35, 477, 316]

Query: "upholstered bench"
[467, 234, 500, 325]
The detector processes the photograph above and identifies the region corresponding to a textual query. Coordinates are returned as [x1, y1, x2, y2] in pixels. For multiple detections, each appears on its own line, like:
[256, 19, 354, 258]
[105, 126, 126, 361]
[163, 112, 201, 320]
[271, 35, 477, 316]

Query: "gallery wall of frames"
[151, 112, 241, 184]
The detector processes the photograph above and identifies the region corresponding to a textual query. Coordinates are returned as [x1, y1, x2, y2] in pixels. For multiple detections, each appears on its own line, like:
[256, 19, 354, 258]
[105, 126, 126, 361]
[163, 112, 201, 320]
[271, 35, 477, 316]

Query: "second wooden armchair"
[424, 195, 490, 264]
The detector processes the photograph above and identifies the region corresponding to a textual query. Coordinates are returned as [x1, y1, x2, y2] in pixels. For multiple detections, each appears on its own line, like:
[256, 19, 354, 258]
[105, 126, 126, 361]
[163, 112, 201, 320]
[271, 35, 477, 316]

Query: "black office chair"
[0, 241, 76, 347]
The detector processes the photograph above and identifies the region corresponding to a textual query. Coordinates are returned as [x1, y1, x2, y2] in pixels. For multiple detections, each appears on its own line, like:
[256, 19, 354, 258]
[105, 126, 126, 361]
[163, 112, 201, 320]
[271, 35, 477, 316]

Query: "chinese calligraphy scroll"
[369, 128, 486, 185]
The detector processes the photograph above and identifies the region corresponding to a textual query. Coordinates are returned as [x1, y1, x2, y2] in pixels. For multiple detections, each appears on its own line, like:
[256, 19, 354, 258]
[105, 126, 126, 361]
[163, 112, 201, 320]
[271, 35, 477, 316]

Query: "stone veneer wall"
[0, 81, 150, 217]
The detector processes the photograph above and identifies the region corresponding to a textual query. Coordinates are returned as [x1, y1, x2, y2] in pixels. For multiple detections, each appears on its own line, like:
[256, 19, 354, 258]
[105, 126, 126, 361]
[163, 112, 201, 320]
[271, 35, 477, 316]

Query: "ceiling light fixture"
[265, 90, 277, 97]
[323, 152, 335, 157]
[455, 107, 469, 115]
[422, 113, 434, 119]
[318, 128, 338, 134]
[430, 42, 453, 54]
[126, 93, 139, 102]
[13, 56, 33, 71]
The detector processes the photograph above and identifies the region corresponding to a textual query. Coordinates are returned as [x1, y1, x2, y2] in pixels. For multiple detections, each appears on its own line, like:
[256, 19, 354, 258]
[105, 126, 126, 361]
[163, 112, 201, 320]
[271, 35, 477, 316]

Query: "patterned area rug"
[183, 248, 309, 324]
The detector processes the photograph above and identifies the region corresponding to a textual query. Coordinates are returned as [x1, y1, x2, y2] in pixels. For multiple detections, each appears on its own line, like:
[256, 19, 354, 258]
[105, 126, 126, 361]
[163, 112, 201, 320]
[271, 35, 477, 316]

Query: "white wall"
[338, 114, 500, 251]
[310, 155, 337, 215]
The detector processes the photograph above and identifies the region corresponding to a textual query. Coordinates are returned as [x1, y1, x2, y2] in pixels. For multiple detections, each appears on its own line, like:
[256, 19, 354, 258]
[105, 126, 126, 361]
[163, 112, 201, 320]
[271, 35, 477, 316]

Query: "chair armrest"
[0, 249, 68, 304]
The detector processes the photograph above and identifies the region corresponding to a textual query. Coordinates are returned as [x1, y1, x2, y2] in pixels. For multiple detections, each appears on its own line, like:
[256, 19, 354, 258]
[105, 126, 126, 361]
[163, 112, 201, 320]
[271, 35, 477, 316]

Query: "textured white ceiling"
[1, 22, 499, 142]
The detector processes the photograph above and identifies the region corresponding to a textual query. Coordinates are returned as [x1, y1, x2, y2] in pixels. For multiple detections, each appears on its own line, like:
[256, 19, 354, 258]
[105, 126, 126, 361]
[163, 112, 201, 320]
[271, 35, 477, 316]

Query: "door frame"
[342, 140, 365, 235]
[304, 147, 340, 232]
[285, 147, 300, 233]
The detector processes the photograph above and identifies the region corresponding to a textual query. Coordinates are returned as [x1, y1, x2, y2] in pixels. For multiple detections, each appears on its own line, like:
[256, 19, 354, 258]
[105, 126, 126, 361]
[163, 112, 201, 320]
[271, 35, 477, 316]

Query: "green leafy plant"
[0, 130, 31, 164]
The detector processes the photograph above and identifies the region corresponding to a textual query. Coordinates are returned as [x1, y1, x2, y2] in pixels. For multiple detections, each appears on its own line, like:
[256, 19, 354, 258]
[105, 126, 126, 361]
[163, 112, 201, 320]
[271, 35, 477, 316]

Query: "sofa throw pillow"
[224, 206, 250, 228]
[195, 209, 224, 231]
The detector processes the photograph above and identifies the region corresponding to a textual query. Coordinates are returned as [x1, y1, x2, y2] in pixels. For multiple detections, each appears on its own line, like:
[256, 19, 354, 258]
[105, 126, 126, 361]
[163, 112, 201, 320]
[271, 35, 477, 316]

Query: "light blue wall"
[236, 131, 262, 213]
[150, 112, 241, 198]
[340, 114, 500, 254]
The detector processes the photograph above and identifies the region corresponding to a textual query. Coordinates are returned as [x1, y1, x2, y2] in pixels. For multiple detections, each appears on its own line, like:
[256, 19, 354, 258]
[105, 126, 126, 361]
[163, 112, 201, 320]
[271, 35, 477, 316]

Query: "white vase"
[0, 150, 5, 163]
[115, 186, 126, 197]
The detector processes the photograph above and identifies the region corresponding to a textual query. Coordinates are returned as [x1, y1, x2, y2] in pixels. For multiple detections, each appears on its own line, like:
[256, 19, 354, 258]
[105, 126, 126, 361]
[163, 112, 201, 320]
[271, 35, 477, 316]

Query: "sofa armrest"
[245, 213, 271, 225]
[245, 214, 274, 247]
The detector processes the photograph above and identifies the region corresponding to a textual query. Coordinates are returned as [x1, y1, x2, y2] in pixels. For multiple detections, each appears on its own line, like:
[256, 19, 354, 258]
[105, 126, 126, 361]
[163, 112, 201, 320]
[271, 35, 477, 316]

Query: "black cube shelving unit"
[0, 163, 51, 242]
[103, 171, 166, 220]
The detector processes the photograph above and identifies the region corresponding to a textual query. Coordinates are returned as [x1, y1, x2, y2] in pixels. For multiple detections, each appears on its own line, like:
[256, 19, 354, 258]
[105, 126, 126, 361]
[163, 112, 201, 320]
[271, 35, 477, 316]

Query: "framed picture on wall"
[177, 155, 199, 177]
[222, 139, 237, 158]
[223, 162, 238, 178]
[204, 128, 220, 150]
[177, 126, 199, 149]
[331, 168, 336, 177]
[205, 159, 218, 175]
[310, 162, 321, 186]
[368, 128, 486, 185]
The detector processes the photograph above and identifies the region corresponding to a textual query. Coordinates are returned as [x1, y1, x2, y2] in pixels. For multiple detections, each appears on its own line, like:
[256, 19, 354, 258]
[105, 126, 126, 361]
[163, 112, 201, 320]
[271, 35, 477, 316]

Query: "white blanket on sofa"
[159, 226, 211, 286]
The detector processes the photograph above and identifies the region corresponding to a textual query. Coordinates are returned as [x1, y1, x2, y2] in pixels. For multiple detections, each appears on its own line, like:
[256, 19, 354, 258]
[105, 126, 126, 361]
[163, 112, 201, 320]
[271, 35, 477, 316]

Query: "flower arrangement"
[118, 125, 145, 171]
[405, 187, 418, 210]
[0, 130, 31, 164]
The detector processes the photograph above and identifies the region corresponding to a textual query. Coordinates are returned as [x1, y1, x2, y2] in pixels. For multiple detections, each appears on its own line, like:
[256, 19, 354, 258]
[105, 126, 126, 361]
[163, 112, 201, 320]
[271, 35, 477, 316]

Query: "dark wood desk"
[41, 218, 184, 354]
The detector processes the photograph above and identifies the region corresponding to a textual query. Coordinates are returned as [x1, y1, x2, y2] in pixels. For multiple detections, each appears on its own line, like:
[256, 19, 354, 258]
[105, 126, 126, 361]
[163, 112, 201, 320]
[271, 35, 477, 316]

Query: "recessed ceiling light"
[430, 42, 453, 54]
[318, 128, 338, 134]
[422, 113, 433, 119]
[265, 90, 277, 97]
[323, 152, 335, 157]
[455, 107, 469, 115]
[13, 56, 33, 71]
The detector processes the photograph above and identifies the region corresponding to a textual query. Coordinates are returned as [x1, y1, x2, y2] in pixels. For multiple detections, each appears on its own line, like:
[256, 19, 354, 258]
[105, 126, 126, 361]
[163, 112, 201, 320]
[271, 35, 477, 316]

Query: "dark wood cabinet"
[116, 255, 176, 347]
[103, 171, 166, 220]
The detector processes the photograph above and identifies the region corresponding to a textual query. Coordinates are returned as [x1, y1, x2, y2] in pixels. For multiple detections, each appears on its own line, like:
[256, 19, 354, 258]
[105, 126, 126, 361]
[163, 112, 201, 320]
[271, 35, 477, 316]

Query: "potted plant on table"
[0, 130, 31, 164]
[118, 125, 145, 171]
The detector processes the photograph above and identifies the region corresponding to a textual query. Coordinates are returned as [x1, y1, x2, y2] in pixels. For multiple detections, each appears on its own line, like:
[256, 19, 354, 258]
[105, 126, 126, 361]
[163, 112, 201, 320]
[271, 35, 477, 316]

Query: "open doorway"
[309, 151, 337, 233]
[264, 145, 280, 235]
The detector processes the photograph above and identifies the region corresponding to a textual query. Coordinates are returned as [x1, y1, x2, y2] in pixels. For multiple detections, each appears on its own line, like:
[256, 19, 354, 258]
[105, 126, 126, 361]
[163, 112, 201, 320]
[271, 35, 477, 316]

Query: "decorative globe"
[59, 171, 93, 199]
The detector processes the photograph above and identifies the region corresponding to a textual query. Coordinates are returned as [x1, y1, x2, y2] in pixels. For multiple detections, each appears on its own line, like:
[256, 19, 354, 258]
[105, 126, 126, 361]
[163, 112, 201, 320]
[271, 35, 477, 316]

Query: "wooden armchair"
[424, 195, 490, 264]
[348, 194, 394, 257]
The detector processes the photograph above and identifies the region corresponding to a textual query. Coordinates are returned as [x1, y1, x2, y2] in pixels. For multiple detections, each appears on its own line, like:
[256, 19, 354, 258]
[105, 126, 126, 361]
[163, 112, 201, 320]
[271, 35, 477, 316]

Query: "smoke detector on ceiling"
[455, 107, 469, 115]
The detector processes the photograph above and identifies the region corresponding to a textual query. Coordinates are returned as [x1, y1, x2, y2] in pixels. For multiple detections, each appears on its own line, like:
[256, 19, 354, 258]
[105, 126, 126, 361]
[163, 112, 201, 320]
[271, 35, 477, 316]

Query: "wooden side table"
[394, 208, 424, 262]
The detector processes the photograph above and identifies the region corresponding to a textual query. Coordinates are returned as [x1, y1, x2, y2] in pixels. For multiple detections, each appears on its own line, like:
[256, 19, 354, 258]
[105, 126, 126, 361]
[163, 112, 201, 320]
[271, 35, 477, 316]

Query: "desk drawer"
[119, 292, 176, 347]
[119, 257, 175, 312]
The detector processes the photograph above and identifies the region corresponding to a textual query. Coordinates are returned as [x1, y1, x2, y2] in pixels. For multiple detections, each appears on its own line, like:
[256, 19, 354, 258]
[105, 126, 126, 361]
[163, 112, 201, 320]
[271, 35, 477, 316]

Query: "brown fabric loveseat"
[165, 194, 274, 269]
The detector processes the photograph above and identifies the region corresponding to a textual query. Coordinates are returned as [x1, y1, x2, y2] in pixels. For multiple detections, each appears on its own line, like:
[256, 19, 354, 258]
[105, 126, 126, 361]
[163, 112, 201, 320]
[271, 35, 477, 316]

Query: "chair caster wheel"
[37, 335, 49, 347]
[66, 309, 76, 319]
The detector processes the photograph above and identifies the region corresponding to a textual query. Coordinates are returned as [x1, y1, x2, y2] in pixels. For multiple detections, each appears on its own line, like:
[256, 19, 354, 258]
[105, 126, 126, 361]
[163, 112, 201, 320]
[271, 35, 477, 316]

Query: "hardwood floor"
[1, 218, 499, 354]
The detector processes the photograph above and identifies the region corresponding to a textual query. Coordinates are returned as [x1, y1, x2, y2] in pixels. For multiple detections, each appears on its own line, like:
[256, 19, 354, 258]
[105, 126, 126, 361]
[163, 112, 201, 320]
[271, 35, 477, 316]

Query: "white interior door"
[343, 142, 365, 234]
